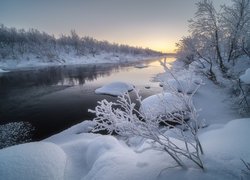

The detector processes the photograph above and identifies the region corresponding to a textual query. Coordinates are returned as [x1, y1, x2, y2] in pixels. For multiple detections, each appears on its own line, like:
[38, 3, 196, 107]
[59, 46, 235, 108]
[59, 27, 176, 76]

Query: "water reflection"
[0, 63, 129, 88]
[0, 57, 175, 140]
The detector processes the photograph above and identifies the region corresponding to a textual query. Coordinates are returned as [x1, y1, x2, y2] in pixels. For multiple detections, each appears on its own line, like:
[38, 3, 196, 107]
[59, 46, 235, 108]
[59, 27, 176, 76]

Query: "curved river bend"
[0, 57, 175, 140]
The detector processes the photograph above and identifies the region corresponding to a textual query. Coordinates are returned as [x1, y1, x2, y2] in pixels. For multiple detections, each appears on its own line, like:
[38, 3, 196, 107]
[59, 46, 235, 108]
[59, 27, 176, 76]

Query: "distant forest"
[0, 24, 162, 61]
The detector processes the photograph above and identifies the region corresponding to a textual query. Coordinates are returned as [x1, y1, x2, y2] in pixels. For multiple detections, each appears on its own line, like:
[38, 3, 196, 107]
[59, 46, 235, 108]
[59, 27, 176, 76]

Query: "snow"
[1, 117, 249, 180]
[200, 118, 250, 157]
[193, 77, 240, 125]
[240, 68, 250, 84]
[95, 81, 134, 96]
[135, 64, 148, 68]
[140, 92, 186, 119]
[0, 142, 67, 180]
[0, 68, 9, 73]
[45, 120, 96, 144]
[1, 57, 249, 179]
[0, 53, 160, 70]
[161, 78, 201, 94]
[156, 66, 202, 94]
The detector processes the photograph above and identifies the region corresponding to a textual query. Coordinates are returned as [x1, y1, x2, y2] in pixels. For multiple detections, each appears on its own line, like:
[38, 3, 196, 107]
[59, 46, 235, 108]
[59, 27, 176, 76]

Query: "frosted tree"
[0, 24, 162, 62]
[221, 0, 250, 64]
[176, 35, 218, 82]
[189, 0, 226, 73]
[177, 0, 250, 85]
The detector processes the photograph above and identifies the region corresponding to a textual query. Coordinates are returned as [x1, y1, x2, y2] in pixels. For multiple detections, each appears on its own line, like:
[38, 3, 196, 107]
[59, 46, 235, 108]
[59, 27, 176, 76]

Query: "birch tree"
[221, 0, 250, 64]
[189, 0, 227, 73]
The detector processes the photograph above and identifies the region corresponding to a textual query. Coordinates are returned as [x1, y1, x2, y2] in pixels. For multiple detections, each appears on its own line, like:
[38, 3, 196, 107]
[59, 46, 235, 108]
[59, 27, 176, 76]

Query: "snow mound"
[95, 81, 134, 96]
[81, 135, 145, 180]
[135, 64, 148, 68]
[240, 68, 250, 84]
[0, 142, 67, 180]
[3, 118, 249, 180]
[0, 68, 9, 73]
[200, 118, 250, 156]
[161, 78, 201, 94]
[44, 120, 96, 144]
[46, 132, 138, 180]
[140, 92, 186, 119]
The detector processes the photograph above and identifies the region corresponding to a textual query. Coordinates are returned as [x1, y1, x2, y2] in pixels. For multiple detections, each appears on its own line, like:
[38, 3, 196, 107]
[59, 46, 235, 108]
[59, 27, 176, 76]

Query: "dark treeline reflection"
[0, 63, 130, 88]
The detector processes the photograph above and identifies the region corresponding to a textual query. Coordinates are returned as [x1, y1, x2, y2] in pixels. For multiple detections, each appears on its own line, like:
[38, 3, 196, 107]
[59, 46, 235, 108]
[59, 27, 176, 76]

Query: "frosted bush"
[0, 121, 34, 149]
[89, 58, 205, 169]
[89, 86, 204, 169]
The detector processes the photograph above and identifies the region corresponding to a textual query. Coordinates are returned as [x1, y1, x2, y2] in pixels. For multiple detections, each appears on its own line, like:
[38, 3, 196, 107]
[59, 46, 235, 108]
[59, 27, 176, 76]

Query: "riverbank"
[0, 53, 164, 71]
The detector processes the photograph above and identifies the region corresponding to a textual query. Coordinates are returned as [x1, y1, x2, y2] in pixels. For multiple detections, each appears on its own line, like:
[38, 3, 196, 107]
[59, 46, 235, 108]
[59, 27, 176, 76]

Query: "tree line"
[0, 24, 162, 61]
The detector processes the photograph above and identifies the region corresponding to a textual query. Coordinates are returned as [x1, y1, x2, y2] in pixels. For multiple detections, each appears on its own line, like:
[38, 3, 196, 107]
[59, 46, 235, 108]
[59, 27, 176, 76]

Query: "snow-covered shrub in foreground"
[0, 121, 34, 149]
[89, 86, 204, 169]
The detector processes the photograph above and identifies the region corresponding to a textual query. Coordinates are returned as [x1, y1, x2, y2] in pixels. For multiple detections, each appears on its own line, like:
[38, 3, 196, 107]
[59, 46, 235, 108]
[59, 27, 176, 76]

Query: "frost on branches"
[89, 60, 204, 169]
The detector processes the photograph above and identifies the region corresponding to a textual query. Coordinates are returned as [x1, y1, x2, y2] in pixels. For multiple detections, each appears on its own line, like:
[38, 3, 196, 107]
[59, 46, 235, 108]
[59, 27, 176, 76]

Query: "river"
[0, 56, 175, 140]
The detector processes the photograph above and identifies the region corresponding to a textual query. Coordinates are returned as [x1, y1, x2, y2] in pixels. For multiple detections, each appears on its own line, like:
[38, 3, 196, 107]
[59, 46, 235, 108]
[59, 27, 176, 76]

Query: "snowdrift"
[0, 118, 250, 179]
[140, 92, 187, 119]
[95, 82, 134, 96]
[0, 142, 67, 180]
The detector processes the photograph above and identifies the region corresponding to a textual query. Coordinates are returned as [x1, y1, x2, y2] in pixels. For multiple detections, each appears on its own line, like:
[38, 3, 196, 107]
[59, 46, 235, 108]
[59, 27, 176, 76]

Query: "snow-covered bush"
[89, 87, 204, 169]
[241, 159, 250, 180]
[89, 58, 205, 170]
[0, 121, 34, 149]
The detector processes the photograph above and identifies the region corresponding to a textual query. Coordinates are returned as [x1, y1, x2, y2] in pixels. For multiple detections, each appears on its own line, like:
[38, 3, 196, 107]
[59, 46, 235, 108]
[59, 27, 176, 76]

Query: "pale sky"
[0, 0, 230, 53]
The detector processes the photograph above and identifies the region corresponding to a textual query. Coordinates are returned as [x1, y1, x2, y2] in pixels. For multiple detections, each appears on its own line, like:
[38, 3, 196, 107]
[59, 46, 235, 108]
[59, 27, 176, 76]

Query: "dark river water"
[0, 57, 175, 140]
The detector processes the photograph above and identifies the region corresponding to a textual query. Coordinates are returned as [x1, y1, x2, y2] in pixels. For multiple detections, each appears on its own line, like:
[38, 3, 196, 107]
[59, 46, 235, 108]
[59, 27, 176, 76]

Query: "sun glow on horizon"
[107, 38, 177, 54]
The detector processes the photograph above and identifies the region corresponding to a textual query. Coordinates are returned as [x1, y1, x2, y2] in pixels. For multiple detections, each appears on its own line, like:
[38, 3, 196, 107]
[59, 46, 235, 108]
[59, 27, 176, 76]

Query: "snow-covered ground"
[0, 58, 249, 180]
[240, 68, 250, 84]
[0, 68, 9, 73]
[0, 53, 161, 71]
[0, 118, 249, 180]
